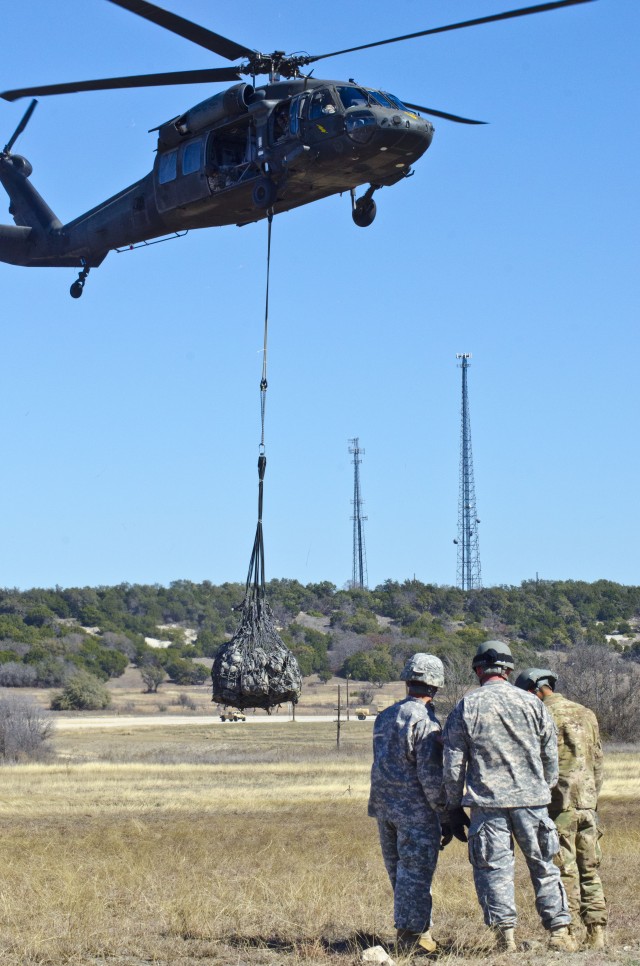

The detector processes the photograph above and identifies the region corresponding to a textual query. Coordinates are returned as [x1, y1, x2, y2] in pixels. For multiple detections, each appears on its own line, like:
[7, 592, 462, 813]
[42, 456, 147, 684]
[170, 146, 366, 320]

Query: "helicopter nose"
[379, 114, 434, 151]
[380, 112, 432, 135]
[344, 109, 433, 167]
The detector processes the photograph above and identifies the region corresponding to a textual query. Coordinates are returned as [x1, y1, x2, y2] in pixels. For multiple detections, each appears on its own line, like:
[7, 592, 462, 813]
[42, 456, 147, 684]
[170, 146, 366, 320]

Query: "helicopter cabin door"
[155, 137, 209, 213]
[300, 88, 343, 145]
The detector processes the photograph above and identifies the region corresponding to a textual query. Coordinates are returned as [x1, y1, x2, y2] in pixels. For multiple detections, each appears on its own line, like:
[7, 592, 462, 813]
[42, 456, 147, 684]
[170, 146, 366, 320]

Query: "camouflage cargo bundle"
[213, 302, 303, 713]
[211, 595, 302, 711]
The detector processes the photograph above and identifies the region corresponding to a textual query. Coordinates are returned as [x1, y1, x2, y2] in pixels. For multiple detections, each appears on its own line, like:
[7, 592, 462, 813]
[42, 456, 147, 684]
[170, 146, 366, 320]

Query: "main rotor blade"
[3, 98, 37, 152]
[403, 101, 486, 125]
[1, 68, 243, 102]
[308, 0, 596, 63]
[106, 0, 255, 62]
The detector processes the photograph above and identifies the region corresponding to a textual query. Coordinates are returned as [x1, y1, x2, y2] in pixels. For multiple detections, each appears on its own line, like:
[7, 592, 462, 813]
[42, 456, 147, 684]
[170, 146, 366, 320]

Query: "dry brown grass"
[0, 726, 638, 965]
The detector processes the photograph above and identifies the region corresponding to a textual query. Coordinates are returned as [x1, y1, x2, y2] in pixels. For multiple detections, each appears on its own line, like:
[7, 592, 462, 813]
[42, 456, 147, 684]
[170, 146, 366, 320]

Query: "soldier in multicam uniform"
[442, 640, 576, 954]
[368, 653, 461, 956]
[515, 668, 607, 950]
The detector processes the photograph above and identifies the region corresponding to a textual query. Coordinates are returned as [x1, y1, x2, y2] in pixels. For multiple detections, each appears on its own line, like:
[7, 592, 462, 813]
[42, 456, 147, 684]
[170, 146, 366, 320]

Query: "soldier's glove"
[448, 806, 470, 842]
[439, 822, 453, 850]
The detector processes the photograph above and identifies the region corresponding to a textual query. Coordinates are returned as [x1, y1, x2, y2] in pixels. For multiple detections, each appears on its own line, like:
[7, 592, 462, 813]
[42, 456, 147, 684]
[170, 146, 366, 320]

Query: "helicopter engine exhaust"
[158, 83, 255, 148]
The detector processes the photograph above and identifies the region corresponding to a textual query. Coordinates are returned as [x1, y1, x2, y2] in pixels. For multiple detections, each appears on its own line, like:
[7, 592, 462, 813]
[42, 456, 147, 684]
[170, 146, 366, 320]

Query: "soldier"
[443, 640, 575, 953]
[368, 653, 459, 956]
[515, 668, 607, 949]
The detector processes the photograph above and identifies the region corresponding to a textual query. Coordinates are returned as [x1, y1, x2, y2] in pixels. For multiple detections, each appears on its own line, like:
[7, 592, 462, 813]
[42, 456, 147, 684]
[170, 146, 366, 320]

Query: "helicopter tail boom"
[0, 220, 97, 267]
[0, 223, 32, 265]
[0, 152, 104, 267]
[0, 152, 62, 232]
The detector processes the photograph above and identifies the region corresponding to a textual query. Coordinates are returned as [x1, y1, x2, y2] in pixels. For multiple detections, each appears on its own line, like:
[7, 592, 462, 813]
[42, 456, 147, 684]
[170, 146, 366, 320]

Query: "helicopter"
[0, 0, 594, 297]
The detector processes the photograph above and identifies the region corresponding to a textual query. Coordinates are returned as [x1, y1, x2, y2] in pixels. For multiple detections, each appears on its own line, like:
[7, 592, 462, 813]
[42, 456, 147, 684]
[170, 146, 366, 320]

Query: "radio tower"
[455, 354, 482, 590]
[348, 438, 368, 589]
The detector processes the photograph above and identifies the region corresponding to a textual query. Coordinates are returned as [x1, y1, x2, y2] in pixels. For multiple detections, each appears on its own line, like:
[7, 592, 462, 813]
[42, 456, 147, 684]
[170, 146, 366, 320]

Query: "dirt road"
[52, 713, 360, 730]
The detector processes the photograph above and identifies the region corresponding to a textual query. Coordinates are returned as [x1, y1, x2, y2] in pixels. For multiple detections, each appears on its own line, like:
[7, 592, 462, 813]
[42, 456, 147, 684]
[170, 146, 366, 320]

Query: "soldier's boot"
[494, 926, 517, 953]
[548, 926, 579, 952]
[396, 928, 438, 954]
[585, 924, 606, 950]
[567, 924, 583, 947]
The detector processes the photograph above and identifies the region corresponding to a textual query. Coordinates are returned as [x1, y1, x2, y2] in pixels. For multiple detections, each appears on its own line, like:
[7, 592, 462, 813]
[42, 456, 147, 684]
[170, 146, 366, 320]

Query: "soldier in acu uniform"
[442, 641, 576, 953]
[368, 653, 460, 956]
[515, 668, 607, 950]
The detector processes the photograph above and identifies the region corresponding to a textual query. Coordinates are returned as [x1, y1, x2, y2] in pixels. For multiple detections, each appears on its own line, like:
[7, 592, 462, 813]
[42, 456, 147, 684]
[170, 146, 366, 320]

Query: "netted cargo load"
[211, 446, 302, 712]
[211, 596, 302, 711]
[212, 216, 302, 712]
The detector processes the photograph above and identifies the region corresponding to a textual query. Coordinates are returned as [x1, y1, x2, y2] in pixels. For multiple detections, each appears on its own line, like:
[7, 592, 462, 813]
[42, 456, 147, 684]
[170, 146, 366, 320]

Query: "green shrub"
[140, 662, 165, 693]
[164, 657, 208, 686]
[50, 671, 111, 711]
[341, 647, 395, 684]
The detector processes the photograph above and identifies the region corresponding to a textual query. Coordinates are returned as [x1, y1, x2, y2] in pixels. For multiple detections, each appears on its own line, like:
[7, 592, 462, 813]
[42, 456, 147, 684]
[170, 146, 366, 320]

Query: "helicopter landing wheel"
[252, 177, 276, 209]
[70, 261, 90, 299]
[352, 197, 377, 228]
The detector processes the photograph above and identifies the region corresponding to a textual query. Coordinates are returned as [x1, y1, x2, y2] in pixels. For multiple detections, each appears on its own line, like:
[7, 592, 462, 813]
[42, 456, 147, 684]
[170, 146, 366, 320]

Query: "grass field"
[1, 721, 639, 965]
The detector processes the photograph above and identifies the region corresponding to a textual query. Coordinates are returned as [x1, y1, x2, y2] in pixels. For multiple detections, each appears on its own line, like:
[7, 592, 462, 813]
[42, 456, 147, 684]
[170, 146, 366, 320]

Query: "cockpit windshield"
[335, 86, 370, 110]
[362, 88, 419, 114]
[366, 89, 394, 108]
[384, 92, 417, 114]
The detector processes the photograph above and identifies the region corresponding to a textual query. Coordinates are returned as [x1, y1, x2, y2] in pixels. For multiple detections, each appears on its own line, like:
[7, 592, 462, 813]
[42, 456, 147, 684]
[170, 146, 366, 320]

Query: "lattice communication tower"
[455, 354, 482, 590]
[348, 437, 368, 589]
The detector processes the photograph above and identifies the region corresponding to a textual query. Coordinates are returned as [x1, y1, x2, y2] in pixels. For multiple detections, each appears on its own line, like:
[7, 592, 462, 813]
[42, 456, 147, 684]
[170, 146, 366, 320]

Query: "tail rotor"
[2, 99, 37, 156]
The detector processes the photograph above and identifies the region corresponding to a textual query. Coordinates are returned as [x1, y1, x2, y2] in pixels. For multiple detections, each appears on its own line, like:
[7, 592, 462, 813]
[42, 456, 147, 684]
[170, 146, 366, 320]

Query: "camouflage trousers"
[551, 807, 607, 926]
[468, 806, 571, 930]
[376, 815, 441, 933]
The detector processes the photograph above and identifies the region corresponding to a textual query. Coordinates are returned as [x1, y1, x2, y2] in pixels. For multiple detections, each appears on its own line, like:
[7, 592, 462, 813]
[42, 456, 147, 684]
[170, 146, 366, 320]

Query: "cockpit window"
[336, 86, 369, 110]
[383, 92, 415, 113]
[289, 94, 308, 136]
[308, 89, 338, 119]
[366, 90, 394, 108]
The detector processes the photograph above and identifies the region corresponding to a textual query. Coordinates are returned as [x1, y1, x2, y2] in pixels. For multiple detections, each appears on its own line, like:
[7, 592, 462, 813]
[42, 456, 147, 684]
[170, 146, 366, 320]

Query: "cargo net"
[211, 596, 302, 712]
[211, 455, 302, 713]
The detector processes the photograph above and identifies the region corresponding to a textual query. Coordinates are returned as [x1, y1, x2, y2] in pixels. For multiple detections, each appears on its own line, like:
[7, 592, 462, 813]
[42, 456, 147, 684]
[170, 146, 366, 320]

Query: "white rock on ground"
[361, 945, 396, 965]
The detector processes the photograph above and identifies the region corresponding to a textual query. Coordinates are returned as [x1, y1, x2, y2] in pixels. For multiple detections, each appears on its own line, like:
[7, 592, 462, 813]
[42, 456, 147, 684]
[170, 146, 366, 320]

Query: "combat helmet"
[472, 640, 515, 673]
[514, 667, 557, 693]
[400, 653, 445, 688]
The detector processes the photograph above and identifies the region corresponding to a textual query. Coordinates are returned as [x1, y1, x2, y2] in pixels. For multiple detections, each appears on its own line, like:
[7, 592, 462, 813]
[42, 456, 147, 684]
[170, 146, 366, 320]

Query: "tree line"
[1, 577, 640, 735]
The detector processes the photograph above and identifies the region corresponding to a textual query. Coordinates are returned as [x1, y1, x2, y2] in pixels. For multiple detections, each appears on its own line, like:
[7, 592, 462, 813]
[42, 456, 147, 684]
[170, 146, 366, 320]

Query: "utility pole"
[348, 437, 368, 589]
[335, 684, 342, 751]
[455, 354, 482, 590]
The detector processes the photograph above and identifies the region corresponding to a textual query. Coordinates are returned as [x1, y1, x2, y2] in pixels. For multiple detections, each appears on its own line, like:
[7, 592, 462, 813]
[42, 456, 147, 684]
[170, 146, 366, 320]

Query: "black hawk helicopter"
[0, 0, 593, 297]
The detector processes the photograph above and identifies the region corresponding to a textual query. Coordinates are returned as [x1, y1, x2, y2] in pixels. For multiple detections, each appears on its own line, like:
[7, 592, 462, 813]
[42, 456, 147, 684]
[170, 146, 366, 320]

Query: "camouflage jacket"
[368, 696, 447, 825]
[542, 692, 603, 813]
[443, 680, 558, 808]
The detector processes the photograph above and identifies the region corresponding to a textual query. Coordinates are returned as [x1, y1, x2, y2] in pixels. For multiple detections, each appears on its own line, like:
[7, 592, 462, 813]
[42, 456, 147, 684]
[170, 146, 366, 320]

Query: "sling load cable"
[246, 210, 272, 615]
[211, 213, 302, 712]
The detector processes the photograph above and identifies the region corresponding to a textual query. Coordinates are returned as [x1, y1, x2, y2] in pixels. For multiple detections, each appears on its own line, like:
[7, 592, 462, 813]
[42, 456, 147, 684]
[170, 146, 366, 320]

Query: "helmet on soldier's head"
[472, 640, 515, 672]
[400, 653, 445, 688]
[514, 667, 557, 692]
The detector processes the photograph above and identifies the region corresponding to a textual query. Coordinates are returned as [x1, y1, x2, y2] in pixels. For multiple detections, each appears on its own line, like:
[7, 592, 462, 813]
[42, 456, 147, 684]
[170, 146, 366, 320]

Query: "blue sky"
[0, 0, 638, 592]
